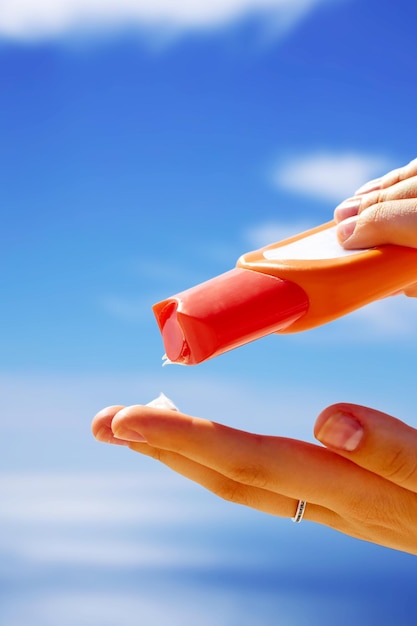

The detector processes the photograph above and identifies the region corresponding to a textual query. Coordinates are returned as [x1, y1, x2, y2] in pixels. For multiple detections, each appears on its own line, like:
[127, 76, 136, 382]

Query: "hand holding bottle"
[335, 157, 417, 297]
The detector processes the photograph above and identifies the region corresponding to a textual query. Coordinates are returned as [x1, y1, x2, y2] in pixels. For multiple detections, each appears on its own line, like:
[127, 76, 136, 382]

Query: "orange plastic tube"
[153, 221, 417, 365]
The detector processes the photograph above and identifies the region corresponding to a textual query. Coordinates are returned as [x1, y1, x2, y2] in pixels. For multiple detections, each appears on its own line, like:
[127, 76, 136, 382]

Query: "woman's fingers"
[92, 406, 333, 523]
[333, 158, 417, 250]
[108, 406, 410, 521]
[335, 197, 417, 249]
[332, 158, 417, 298]
[91, 406, 324, 521]
[129, 439, 321, 521]
[355, 157, 417, 195]
[315, 403, 417, 492]
[110, 406, 346, 505]
[335, 177, 417, 225]
[91, 405, 129, 445]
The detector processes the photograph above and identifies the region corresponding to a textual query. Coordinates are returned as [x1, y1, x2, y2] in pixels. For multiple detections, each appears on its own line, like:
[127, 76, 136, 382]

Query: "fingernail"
[334, 197, 361, 222]
[112, 426, 147, 443]
[316, 413, 364, 451]
[336, 215, 357, 242]
[94, 426, 129, 446]
[355, 177, 382, 195]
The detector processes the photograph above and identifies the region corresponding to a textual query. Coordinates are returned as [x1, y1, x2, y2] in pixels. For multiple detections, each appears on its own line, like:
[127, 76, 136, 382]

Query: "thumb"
[314, 403, 417, 492]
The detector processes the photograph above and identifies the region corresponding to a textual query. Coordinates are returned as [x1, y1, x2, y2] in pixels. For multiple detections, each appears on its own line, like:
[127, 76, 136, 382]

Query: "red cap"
[153, 268, 309, 365]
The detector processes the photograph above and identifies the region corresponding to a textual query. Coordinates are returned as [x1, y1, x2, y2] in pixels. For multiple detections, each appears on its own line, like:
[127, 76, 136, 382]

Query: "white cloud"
[271, 152, 392, 203]
[0, 469, 288, 574]
[0, 0, 339, 43]
[0, 471, 219, 526]
[16, 591, 219, 626]
[10, 536, 200, 568]
[0, 470, 245, 576]
[244, 220, 315, 248]
[340, 293, 417, 337]
[100, 294, 154, 322]
[4, 586, 323, 626]
[0, 370, 325, 443]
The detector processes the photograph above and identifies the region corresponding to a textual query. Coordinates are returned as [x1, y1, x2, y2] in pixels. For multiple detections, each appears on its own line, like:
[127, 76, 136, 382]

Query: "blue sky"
[2, 0, 417, 624]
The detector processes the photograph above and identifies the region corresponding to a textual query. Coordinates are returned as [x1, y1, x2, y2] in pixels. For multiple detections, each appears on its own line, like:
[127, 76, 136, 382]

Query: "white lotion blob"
[145, 392, 179, 411]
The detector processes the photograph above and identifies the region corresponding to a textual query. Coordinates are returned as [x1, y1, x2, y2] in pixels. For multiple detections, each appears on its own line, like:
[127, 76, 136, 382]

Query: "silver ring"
[292, 500, 307, 523]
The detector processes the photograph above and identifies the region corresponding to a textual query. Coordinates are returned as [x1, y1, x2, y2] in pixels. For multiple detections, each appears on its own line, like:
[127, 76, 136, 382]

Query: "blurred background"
[1, 0, 417, 624]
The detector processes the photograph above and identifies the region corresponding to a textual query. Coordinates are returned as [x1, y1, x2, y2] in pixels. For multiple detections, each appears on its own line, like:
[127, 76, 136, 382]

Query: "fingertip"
[334, 198, 361, 223]
[93, 404, 126, 422]
[109, 404, 150, 428]
[314, 403, 345, 436]
[91, 404, 128, 445]
[314, 402, 364, 439]
[93, 425, 130, 446]
[112, 404, 185, 425]
[354, 177, 382, 195]
[315, 411, 364, 452]
[110, 404, 171, 443]
[335, 215, 357, 245]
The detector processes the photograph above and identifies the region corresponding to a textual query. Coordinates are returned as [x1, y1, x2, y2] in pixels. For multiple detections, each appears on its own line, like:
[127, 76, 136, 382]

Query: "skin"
[335, 156, 417, 296]
[92, 158, 417, 555]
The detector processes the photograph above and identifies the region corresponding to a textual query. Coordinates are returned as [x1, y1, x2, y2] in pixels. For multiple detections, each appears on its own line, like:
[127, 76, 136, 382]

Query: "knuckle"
[359, 190, 387, 214]
[227, 463, 270, 489]
[368, 201, 390, 223]
[346, 482, 399, 528]
[381, 159, 417, 189]
[358, 492, 387, 527]
[225, 435, 271, 489]
[385, 167, 402, 186]
[146, 446, 164, 462]
[348, 489, 417, 550]
[359, 200, 393, 236]
[403, 158, 417, 179]
[214, 480, 253, 506]
[382, 447, 417, 486]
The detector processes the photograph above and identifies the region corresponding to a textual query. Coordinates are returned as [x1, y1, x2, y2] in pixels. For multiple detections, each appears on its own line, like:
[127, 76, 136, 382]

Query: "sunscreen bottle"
[152, 221, 417, 365]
